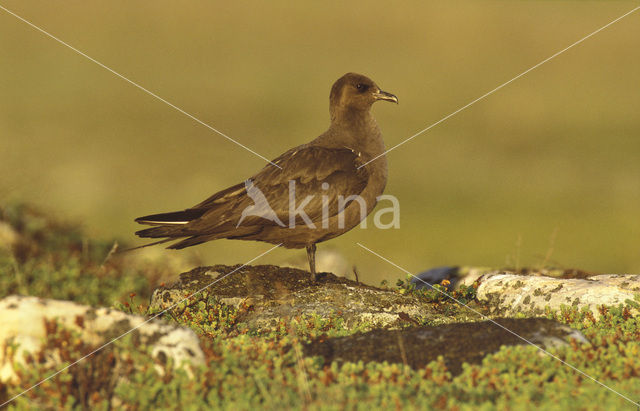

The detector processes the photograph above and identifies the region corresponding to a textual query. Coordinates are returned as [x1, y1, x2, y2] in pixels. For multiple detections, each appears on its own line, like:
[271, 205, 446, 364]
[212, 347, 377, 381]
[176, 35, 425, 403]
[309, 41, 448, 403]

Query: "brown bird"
[135, 72, 397, 281]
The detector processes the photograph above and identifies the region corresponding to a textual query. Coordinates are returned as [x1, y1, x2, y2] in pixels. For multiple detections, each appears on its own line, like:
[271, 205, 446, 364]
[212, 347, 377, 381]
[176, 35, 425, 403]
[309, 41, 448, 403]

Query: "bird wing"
[191, 145, 370, 230]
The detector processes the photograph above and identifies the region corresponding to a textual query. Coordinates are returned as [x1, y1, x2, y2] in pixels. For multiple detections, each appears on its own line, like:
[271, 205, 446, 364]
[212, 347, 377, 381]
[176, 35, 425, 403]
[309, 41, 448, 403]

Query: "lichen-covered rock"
[149, 265, 479, 330]
[304, 318, 589, 375]
[459, 272, 640, 316]
[0, 295, 205, 383]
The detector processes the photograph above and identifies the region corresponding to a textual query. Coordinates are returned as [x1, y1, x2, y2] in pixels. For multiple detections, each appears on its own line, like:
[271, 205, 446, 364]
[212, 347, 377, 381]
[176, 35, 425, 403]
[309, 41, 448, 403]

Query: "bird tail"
[135, 208, 207, 226]
[134, 208, 207, 239]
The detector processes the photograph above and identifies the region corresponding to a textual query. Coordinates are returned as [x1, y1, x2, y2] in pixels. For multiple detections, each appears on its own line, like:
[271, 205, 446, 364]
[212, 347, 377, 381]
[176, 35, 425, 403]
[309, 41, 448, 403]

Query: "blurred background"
[1, 1, 639, 283]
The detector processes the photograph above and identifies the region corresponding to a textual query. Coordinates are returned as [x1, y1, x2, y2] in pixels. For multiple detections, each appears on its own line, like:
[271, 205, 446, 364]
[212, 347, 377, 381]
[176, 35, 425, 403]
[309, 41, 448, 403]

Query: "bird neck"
[329, 106, 376, 134]
[320, 108, 385, 158]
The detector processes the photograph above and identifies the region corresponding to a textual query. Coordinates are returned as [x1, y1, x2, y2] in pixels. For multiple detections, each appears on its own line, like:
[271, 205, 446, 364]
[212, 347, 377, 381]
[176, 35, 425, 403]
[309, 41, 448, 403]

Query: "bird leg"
[306, 244, 317, 282]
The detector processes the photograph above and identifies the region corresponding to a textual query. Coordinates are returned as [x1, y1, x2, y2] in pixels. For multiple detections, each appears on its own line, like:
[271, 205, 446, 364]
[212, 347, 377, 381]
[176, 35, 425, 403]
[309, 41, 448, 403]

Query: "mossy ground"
[1, 205, 640, 410]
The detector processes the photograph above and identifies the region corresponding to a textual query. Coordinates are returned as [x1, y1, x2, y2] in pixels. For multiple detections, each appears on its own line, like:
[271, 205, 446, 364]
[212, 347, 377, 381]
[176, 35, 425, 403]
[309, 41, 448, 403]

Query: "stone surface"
[0, 295, 205, 383]
[304, 318, 589, 375]
[149, 265, 479, 329]
[459, 272, 640, 316]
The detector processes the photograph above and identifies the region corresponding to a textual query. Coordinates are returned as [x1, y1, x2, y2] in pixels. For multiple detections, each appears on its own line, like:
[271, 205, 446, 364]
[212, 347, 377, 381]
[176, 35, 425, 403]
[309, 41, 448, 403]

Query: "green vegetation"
[2, 204, 640, 410]
[395, 277, 478, 305]
[6, 299, 640, 409]
[1, 2, 639, 281]
[0, 204, 160, 306]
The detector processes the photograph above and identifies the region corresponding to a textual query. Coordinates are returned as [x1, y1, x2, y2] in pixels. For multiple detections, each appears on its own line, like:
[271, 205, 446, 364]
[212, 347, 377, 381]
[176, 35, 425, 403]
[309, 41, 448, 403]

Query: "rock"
[149, 265, 478, 330]
[0, 295, 205, 384]
[459, 272, 640, 316]
[304, 318, 588, 375]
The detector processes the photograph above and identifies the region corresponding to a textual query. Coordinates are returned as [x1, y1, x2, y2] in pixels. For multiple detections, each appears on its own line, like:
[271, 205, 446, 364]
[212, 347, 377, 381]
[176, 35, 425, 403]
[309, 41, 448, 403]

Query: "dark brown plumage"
[135, 73, 397, 280]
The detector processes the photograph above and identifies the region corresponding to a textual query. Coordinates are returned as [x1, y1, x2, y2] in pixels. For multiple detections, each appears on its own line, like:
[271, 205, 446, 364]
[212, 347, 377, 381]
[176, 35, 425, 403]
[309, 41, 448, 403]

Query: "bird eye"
[355, 83, 368, 92]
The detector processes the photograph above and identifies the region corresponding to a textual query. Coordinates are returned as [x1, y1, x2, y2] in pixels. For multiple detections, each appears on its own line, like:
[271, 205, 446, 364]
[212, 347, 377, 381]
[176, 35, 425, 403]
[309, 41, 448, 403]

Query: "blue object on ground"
[411, 266, 459, 291]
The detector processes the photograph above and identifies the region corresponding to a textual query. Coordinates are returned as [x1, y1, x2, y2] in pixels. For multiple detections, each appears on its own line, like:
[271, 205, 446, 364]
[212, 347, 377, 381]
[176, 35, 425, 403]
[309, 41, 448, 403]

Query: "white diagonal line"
[0, 243, 282, 408]
[0, 4, 282, 169]
[356, 242, 640, 407]
[359, 6, 640, 169]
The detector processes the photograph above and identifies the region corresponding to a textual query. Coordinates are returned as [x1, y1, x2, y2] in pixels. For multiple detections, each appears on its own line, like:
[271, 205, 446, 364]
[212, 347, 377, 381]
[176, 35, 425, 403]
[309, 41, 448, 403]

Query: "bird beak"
[374, 90, 398, 104]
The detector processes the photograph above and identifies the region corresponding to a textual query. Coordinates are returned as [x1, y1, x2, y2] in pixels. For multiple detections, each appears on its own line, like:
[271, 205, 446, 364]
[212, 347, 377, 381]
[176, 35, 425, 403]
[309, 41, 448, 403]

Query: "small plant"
[152, 291, 245, 339]
[396, 276, 478, 305]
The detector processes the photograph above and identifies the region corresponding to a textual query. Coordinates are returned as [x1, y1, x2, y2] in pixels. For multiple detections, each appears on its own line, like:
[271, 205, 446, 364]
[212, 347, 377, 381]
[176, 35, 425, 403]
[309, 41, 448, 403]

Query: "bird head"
[329, 73, 398, 120]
